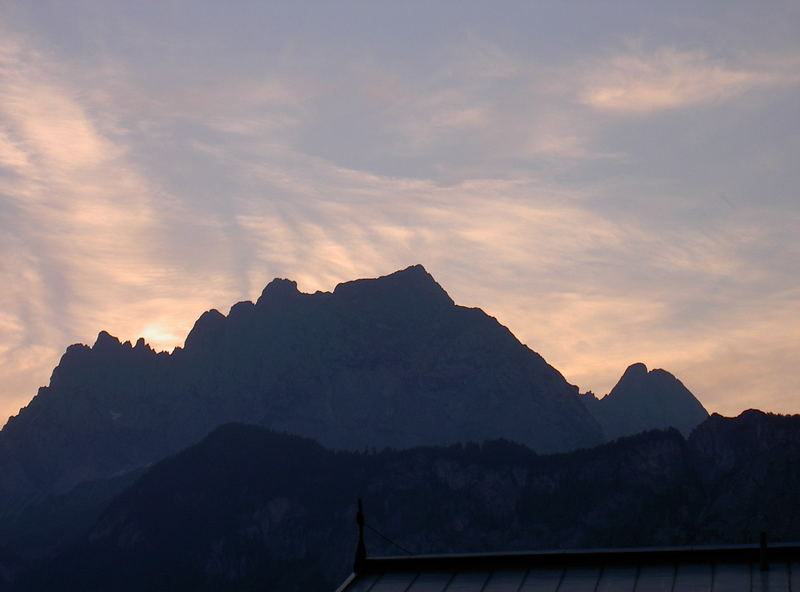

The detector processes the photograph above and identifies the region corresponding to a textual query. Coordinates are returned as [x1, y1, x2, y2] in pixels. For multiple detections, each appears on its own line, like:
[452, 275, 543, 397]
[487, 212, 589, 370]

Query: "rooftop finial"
[354, 498, 367, 573]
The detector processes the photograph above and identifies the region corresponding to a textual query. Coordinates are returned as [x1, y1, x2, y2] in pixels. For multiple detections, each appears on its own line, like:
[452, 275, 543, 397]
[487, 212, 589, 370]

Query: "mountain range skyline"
[1, 263, 786, 430]
[0, 263, 792, 591]
[2, 5, 798, 590]
[0, 265, 709, 507]
[2, 2, 799, 427]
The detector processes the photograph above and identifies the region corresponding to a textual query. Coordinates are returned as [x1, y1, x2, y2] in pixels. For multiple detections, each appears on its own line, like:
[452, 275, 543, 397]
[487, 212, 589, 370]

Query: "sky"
[1, 1, 799, 425]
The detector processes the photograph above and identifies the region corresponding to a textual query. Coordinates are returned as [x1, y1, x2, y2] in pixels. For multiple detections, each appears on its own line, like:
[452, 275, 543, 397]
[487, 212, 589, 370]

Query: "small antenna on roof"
[354, 498, 367, 573]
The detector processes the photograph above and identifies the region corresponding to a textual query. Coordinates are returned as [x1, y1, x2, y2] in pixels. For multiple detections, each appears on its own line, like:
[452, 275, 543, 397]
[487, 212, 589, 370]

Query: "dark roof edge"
[333, 572, 357, 592]
[361, 542, 800, 572]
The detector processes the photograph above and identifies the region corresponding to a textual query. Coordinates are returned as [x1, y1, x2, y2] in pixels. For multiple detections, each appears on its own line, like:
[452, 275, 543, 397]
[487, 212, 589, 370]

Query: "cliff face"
[20, 410, 799, 592]
[687, 410, 800, 540]
[581, 362, 709, 440]
[0, 265, 602, 504]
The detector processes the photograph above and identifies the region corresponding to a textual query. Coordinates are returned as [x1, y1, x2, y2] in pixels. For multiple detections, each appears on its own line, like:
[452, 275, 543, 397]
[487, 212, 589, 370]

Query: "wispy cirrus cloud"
[0, 34, 240, 421]
[1, 2, 799, 426]
[579, 46, 800, 114]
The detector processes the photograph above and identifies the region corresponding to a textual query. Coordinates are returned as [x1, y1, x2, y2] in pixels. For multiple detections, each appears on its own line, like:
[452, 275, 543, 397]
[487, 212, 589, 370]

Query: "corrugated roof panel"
[406, 571, 454, 592]
[518, 567, 564, 592]
[342, 572, 380, 592]
[370, 571, 418, 592]
[340, 544, 800, 592]
[790, 562, 800, 590]
[712, 563, 751, 592]
[751, 563, 789, 592]
[595, 566, 637, 592]
[674, 563, 712, 592]
[558, 567, 602, 592]
[446, 571, 492, 591]
[636, 565, 676, 592]
[483, 569, 528, 592]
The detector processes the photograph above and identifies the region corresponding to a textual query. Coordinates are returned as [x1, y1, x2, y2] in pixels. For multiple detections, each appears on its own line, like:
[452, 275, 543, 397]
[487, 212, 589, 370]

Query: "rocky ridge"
[0, 265, 603, 507]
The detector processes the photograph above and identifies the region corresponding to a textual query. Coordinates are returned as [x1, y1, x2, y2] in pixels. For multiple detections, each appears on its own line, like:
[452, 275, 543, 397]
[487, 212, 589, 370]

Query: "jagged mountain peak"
[92, 330, 121, 351]
[619, 361, 648, 381]
[582, 361, 709, 440]
[610, 363, 687, 400]
[389, 262, 430, 278]
[90, 330, 160, 356]
[333, 264, 454, 308]
[256, 277, 301, 305]
[184, 308, 226, 350]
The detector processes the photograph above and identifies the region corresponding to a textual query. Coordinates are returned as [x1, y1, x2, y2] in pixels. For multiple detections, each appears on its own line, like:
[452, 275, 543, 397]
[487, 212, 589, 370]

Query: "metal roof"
[335, 543, 800, 592]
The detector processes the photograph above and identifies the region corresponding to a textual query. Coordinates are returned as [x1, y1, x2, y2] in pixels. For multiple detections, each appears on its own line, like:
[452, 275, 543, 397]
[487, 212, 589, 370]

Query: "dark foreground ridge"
[10, 410, 799, 592]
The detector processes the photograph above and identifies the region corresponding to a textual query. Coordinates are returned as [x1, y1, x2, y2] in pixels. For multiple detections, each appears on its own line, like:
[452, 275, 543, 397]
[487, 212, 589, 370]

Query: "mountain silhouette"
[580, 362, 708, 440]
[0, 265, 604, 508]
